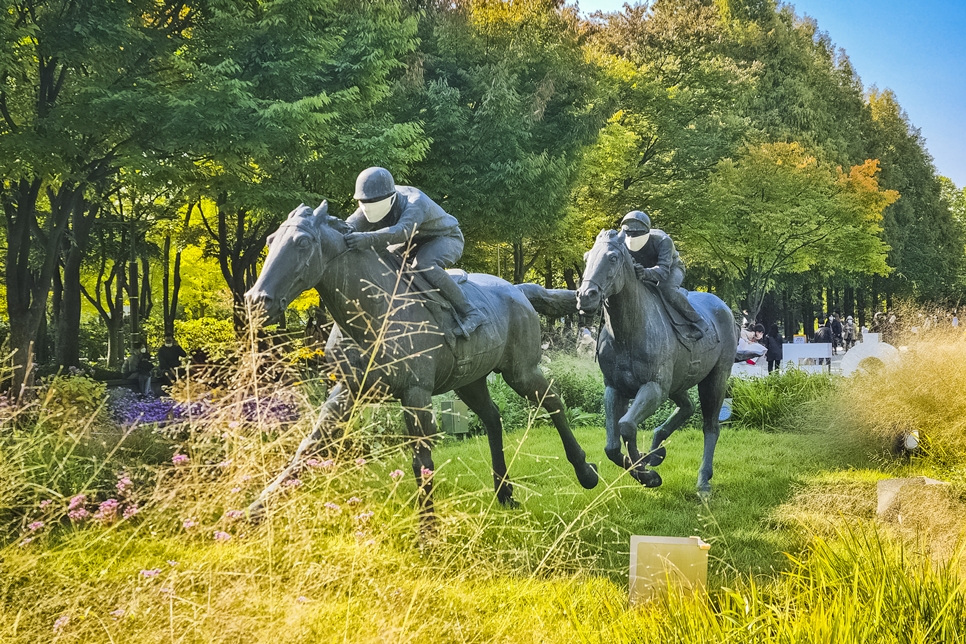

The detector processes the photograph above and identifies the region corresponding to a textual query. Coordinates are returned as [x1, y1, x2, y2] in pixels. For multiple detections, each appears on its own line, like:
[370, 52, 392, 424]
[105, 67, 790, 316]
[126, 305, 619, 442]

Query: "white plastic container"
[629, 535, 711, 604]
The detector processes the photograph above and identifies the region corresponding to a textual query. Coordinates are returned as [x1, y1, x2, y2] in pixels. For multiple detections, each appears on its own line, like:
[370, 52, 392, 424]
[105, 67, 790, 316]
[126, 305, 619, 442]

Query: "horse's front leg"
[400, 386, 437, 531]
[620, 381, 666, 487]
[604, 386, 631, 470]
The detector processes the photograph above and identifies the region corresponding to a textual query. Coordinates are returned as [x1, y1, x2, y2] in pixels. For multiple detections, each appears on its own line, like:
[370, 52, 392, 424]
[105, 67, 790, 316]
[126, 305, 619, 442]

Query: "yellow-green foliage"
[828, 324, 966, 463]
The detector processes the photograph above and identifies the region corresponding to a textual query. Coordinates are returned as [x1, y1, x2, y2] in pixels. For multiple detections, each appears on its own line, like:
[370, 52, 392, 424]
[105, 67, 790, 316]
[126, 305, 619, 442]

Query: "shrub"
[730, 369, 834, 431]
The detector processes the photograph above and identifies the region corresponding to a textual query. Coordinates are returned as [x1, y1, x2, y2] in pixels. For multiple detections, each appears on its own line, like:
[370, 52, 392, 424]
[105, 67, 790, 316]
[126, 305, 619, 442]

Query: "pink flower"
[323, 502, 340, 512]
[172, 453, 189, 465]
[347, 496, 362, 505]
[241, 475, 252, 482]
[420, 467, 434, 479]
[93, 499, 119, 524]
[355, 458, 367, 466]
[68, 507, 89, 522]
[19, 537, 33, 547]
[296, 596, 310, 603]
[140, 568, 161, 578]
[53, 615, 69, 633]
[109, 608, 125, 619]
[217, 459, 232, 468]
[123, 504, 140, 519]
[116, 476, 133, 493]
[389, 469, 404, 480]
[27, 521, 44, 531]
[230, 486, 242, 494]
[225, 510, 244, 520]
[305, 458, 321, 468]
[228, 421, 240, 429]
[182, 518, 197, 530]
[213, 531, 231, 542]
[282, 478, 302, 489]
[68, 494, 87, 510]
[39, 499, 52, 509]
[355, 511, 374, 522]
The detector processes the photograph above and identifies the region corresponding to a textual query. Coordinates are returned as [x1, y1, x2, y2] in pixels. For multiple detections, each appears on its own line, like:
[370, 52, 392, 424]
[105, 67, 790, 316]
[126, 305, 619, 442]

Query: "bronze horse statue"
[245, 203, 599, 520]
[577, 229, 738, 496]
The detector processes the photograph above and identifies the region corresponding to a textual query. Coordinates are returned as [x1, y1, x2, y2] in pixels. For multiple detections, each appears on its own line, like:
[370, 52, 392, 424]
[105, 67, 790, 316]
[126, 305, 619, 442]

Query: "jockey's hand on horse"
[345, 232, 377, 251]
[634, 264, 658, 283]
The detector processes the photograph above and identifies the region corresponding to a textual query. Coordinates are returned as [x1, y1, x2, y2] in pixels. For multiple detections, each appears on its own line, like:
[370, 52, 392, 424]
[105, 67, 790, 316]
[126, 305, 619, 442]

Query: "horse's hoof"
[645, 446, 667, 467]
[246, 503, 265, 524]
[697, 486, 712, 503]
[498, 495, 520, 509]
[577, 462, 599, 489]
[632, 468, 662, 488]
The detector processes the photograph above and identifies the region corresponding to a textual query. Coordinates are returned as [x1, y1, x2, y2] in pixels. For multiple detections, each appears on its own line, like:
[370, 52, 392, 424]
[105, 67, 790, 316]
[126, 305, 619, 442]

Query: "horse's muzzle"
[244, 289, 284, 320]
[576, 285, 601, 315]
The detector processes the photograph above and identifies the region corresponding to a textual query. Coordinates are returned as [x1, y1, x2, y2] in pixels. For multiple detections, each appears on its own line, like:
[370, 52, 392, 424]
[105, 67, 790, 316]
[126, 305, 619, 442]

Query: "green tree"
[685, 142, 896, 320]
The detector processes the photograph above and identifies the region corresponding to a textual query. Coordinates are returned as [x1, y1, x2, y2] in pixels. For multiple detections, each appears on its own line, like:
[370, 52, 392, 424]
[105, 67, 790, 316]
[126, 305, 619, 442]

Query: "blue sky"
[574, 0, 966, 189]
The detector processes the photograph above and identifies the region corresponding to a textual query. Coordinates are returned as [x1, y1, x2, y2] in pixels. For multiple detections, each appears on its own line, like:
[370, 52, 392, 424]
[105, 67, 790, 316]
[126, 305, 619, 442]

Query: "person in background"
[762, 324, 784, 373]
[843, 315, 856, 351]
[576, 326, 596, 360]
[156, 334, 187, 386]
[122, 343, 154, 395]
[741, 323, 764, 344]
[812, 321, 833, 366]
[829, 312, 843, 354]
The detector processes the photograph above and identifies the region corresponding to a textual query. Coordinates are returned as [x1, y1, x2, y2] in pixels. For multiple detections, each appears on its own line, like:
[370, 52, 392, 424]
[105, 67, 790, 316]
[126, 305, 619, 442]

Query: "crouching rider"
[344, 167, 486, 338]
[620, 210, 706, 341]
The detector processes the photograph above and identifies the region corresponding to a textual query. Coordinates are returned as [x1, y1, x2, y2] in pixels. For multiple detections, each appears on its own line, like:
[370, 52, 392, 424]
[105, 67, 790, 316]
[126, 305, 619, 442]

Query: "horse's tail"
[515, 283, 578, 318]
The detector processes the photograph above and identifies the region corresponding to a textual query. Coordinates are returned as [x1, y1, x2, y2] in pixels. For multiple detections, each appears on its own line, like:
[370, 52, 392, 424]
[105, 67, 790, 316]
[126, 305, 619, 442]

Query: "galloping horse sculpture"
[245, 203, 599, 521]
[577, 229, 738, 496]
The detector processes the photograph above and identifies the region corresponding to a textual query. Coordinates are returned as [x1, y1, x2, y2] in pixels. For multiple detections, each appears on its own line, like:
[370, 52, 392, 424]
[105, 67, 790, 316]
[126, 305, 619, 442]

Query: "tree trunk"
[856, 286, 866, 331]
[563, 267, 577, 291]
[2, 179, 76, 397]
[56, 202, 98, 368]
[543, 257, 553, 289]
[801, 282, 814, 340]
[512, 241, 525, 284]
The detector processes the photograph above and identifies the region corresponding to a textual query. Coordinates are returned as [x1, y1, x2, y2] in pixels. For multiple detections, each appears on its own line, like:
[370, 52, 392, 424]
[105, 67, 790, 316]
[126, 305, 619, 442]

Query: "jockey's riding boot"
[423, 267, 486, 337]
[665, 286, 706, 341]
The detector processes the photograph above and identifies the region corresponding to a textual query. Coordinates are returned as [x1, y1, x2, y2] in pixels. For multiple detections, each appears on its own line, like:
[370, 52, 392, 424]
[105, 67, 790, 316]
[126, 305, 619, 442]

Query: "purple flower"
[68, 494, 87, 511]
[355, 458, 367, 466]
[355, 511, 374, 522]
[225, 510, 244, 520]
[27, 521, 44, 531]
[140, 568, 161, 578]
[68, 507, 89, 522]
[320, 459, 335, 469]
[420, 467, 434, 479]
[39, 499, 53, 509]
[93, 499, 119, 524]
[282, 478, 302, 489]
[230, 486, 242, 494]
[213, 531, 231, 542]
[182, 518, 197, 530]
[241, 475, 252, 482]
[323, 502, 340, 512]
[217, 459, 233, 468]
[19, 537, 34, 547]
[305, 458, 321, 468]
[347, 496, 362, 505]
[172, 453, 189, 465]
[53, 615, 69, 633]
[109, 608, 125, 619]
[389, 469, 404, 481]
[116, 476, 133, 493]
[108, 390, 183, 426]
[123, 504, 140, 519]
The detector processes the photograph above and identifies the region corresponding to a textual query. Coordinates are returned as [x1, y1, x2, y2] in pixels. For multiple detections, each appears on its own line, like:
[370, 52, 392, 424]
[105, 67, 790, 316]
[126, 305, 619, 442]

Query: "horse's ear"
[313, 200, 329, 218]
[288, 204, 307, 220]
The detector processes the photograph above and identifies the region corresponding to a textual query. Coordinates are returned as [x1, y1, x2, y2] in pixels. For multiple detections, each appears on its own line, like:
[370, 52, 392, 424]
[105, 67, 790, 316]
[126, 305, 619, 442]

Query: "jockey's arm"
[638, 235, 674, 283]
[346, 205, 425, 248]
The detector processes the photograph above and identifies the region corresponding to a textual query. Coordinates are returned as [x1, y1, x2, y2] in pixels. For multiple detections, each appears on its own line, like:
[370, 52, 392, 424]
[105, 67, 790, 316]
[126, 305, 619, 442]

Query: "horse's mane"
[597, 228, 633, 264]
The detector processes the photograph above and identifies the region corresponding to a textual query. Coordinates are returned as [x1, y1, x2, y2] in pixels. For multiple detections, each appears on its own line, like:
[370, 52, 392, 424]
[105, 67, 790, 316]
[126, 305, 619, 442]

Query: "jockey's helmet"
[620, 210, 651, 234]
[354, 167, 396, 202]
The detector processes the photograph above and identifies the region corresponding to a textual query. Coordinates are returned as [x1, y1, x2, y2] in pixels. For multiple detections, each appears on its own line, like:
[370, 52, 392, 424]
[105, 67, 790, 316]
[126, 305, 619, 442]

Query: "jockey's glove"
[344, 232, 377, 250]
[633, 264, 658, 283]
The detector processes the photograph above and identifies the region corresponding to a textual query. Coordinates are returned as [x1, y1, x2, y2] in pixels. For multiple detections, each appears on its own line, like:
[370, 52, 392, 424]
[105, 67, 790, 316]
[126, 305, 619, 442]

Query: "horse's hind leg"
[695, 364, 729, 498]
[454, 377, 516, 507]
[400, 386, 438, 527]
[646, 389, 695, 466]
[503, 369, 599, 490]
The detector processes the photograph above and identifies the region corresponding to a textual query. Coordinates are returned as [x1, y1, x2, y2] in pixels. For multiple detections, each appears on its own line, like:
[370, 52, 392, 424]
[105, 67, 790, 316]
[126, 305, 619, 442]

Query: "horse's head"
[577, 229, 632, 314]
[245, 201, 348, 320]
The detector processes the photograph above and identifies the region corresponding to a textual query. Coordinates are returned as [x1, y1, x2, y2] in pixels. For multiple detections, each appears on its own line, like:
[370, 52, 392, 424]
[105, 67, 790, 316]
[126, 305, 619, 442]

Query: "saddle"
[645, 283, 714, 352]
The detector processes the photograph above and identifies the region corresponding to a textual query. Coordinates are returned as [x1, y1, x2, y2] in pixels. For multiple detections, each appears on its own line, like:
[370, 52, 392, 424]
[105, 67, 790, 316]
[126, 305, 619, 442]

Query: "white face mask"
[360, 194, 396, 223]
[625, 232, 649, 252]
